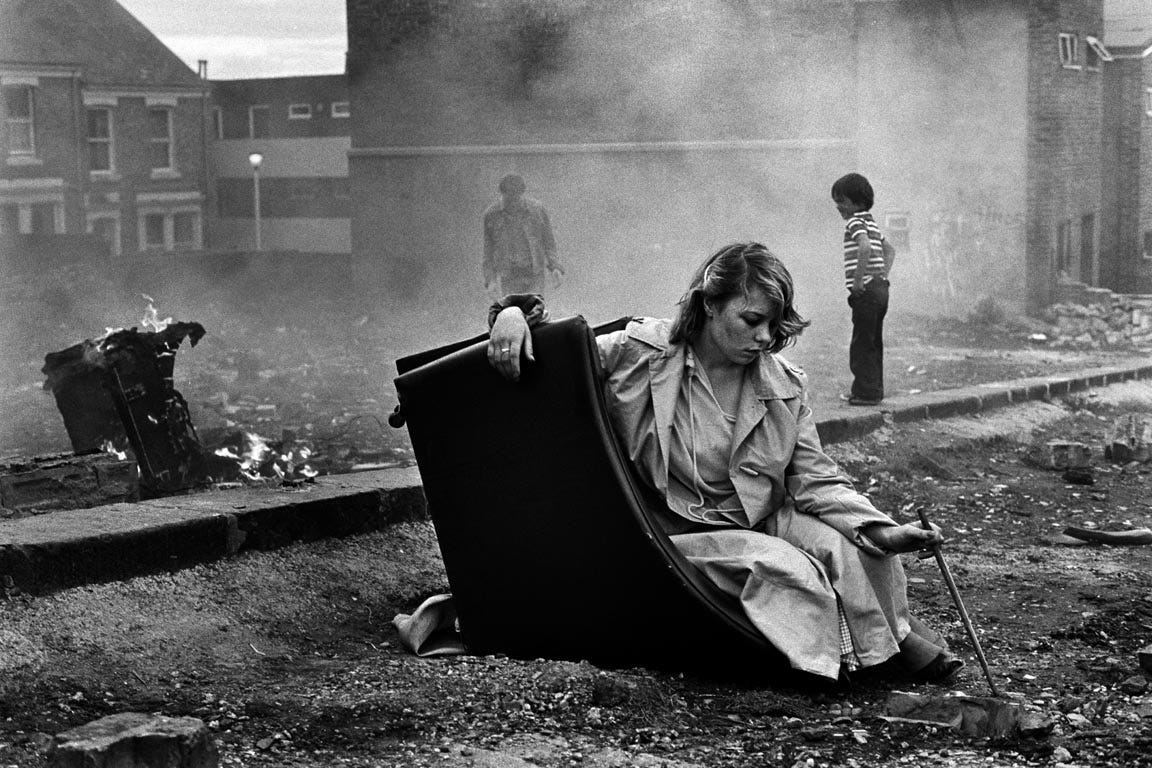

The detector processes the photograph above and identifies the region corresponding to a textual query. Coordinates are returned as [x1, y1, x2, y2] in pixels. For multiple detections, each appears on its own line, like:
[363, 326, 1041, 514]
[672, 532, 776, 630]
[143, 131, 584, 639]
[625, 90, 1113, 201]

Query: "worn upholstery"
[393, 316, 782, 670]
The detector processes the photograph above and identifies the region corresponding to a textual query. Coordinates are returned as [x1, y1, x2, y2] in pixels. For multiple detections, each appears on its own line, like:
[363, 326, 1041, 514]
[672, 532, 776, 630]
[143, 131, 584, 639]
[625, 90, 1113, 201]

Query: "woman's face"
[702, 285, 777, 366]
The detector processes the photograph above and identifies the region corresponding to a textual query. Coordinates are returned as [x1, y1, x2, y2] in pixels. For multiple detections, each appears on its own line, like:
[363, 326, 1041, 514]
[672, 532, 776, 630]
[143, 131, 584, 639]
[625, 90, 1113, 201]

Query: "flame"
[214, 432, 317, 482]
[100, 440, 128, 460]
[140, 294, 172, 333]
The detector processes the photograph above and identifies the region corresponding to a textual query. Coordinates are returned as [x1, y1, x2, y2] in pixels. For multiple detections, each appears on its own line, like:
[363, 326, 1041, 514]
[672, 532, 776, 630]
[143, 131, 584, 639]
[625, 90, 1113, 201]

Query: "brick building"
[209, 75, 352, 253]
[857, 0, 1114, 312]
[1102, 0, 1152, 293]
[345, 0, 860, 311]
[0, 0, 209, 259]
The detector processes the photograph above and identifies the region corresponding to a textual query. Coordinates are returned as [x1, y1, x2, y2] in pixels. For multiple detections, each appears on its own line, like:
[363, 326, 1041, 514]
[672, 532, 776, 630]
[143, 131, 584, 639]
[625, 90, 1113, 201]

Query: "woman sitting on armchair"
[486, 241, 962, 683]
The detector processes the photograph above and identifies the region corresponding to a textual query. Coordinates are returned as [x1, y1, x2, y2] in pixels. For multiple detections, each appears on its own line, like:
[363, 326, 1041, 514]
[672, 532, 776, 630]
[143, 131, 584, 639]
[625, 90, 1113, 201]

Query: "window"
[1, 204, 20, 234]
[330, 101, 350, 118]
[139, 209, 201, 252]
[3, 85, 35, 155]
[1080, 214, 1095, 283]
[1058, 33, 1079, 68]
[249, 105, 269, 138]
[213, 107, 224, 140]
[288, 103, 312, 120]
[87, 108, 114, 173]
[87, 215, 121, 258]
[1084, 36, 1112, 71]
[1056, 220, 1072, 274]
[148, 108, 173, 170]
[143, 213, 166, 248]
[173, 212, 197, 247]
[1143, 231, 1152, 260]
[1146, 88, 1152, 117]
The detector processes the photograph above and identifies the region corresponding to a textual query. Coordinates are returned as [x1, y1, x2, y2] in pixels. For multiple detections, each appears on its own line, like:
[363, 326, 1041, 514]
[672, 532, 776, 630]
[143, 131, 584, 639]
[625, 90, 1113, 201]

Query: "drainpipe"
[198, 59, 210, 250]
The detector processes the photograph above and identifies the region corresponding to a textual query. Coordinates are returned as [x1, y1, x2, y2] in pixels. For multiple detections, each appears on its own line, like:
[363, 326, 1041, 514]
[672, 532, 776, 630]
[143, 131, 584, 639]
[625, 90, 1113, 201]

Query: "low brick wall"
[1045, 284, 1152, 347]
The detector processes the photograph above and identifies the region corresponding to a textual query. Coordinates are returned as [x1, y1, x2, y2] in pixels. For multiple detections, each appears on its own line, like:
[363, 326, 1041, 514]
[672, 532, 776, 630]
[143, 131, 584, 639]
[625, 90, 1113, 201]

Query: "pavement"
[4, 360, 1152, 597]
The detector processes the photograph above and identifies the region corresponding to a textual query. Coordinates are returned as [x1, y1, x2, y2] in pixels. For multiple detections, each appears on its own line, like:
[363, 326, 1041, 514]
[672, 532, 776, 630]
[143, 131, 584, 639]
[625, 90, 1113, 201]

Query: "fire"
[214, 431, 318, 482]
[100, 440, 128, 460]
[140, 294, 172, 333]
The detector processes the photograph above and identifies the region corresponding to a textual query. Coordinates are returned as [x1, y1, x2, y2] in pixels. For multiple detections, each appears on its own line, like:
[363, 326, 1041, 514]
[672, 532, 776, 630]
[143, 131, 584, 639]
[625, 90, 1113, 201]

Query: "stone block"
[882, 691, 1038, 739]
[1046, 441, 1091, 470]
[1105, 413, 1152, 463]
[49, 712, 218, 767]
[0, 453, 138, 515]
[1139, 644, 1152, 675]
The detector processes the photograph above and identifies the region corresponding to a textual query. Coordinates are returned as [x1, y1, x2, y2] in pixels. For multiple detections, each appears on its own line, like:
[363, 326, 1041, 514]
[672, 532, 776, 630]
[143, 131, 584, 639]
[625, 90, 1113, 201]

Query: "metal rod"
[918, 508, 1000, 697]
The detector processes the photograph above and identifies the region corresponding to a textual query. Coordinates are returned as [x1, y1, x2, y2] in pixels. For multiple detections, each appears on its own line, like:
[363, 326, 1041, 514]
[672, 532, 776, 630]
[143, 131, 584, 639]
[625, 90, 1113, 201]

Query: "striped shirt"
[842, 212, 886, 290]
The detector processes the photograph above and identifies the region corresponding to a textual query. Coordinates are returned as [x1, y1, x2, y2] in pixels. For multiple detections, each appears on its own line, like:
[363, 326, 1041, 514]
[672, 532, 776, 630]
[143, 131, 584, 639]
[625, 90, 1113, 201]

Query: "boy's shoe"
[843, 394, 882, 406]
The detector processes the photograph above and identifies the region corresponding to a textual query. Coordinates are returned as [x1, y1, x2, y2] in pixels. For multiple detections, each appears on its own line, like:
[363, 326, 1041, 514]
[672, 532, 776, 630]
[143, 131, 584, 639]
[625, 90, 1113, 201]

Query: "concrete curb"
[814, 362, 1152, 444]
[4, 361, 1152, 595]
[0, 466, 424, 595]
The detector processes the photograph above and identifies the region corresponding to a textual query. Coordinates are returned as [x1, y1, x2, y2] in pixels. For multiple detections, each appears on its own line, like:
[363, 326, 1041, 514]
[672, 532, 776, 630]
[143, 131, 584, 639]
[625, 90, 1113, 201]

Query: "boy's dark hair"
[831, 173, 874, 210]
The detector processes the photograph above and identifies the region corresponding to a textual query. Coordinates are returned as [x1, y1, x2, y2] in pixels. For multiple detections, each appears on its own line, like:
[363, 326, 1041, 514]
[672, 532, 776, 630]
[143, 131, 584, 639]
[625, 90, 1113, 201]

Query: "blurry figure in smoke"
[832, 172, 896, 407]
[482, 173, 563, 299]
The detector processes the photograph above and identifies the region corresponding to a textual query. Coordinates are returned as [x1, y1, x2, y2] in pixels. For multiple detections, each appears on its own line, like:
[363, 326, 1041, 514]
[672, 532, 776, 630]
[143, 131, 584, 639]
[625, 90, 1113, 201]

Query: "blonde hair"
[669, 242, 809, 353]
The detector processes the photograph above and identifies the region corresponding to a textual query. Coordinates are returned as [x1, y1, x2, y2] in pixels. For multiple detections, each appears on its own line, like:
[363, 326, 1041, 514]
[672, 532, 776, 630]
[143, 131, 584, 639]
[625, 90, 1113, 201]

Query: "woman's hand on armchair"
[487, 307, 534, 381]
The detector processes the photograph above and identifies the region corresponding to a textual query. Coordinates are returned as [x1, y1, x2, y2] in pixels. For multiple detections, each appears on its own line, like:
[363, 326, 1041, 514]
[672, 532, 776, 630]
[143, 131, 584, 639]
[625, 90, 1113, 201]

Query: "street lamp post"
[248, 152, 263, 251]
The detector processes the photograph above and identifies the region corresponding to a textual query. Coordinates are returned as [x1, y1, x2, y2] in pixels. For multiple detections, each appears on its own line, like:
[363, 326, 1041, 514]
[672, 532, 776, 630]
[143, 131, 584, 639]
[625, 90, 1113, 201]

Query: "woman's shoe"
[911, 651, 965, 683]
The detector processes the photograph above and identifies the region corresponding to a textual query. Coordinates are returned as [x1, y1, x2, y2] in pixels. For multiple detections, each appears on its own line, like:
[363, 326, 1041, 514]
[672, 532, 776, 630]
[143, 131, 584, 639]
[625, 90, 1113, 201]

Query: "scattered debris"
[1062, 466, 1095, 485]
[1060, 526, 1152, 545]
[1139, 645, 1152, 675]
[1047, 441, 1091, 470]
[882, 691, 1049, 739]
[1105, 413, 1152, 464]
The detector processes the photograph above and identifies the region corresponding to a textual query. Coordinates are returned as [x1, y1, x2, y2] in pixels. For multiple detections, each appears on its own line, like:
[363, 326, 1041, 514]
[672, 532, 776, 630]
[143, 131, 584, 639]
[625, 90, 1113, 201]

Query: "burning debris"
[210, 430, 318, 484]
[38, 298, 326, 498]
[41, 302, 206, 499]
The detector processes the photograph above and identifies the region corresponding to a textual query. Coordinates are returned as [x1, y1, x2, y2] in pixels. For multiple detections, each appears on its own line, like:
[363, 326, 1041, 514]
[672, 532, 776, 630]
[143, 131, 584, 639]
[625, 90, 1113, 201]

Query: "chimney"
[197, 60, 209, 80]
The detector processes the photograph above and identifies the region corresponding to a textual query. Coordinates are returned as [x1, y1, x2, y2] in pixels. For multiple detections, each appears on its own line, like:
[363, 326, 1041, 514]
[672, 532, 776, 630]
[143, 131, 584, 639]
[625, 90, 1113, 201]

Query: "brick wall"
[855, 0, 1029, 312]
[1101, 54, 1145, 289]
[212, 76, 349, 140]
[1025, 0, 1106, 311]
[1142, 57, 1152, 274]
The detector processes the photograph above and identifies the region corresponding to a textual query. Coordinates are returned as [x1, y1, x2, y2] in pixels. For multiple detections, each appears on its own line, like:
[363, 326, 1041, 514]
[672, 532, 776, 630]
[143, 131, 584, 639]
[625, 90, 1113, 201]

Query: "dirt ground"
[4, 379, 1152, 767]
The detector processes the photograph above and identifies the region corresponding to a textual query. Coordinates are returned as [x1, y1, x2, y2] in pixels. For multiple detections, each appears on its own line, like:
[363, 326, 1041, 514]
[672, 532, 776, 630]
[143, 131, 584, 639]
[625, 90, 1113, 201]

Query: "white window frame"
[3, 84, 37, 159]
[288, 103, 312, 120]
[213, 106, 224, 140]
[1059, 33, 1080, 69]
[86, 106, 115, 175]
[330, 101, 350, 118]
[248, 105, 270, 139]
[86, 212, 122, 258]
[137, 206, 202, 252]
[148, 107, 175, 174]
[1084, 35, 1112, 71]
[1145, 88, 1152, 117]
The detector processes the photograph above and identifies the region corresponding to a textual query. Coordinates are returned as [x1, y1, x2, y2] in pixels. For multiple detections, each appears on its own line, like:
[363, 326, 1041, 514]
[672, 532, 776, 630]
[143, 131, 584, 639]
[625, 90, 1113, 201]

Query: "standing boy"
[832, 172, 896, 406]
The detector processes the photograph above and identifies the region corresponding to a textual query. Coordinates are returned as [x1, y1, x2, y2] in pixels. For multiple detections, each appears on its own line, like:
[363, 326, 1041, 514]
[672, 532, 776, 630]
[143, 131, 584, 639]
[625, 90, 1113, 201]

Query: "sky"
[116, 0, 348, 80]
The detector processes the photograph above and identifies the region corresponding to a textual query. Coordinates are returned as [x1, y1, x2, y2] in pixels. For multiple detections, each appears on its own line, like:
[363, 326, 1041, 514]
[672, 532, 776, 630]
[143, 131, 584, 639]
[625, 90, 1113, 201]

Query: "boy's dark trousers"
[847, 278, 889, 401]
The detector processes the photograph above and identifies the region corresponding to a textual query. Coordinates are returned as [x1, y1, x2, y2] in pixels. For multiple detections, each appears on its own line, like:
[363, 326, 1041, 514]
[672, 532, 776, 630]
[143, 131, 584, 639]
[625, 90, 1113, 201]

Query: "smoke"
[350, 0, 1039, 343]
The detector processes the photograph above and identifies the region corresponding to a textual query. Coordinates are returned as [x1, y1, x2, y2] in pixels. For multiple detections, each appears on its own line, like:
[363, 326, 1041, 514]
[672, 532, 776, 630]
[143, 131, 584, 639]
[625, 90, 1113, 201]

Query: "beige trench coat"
[597, 318, 911, 679]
